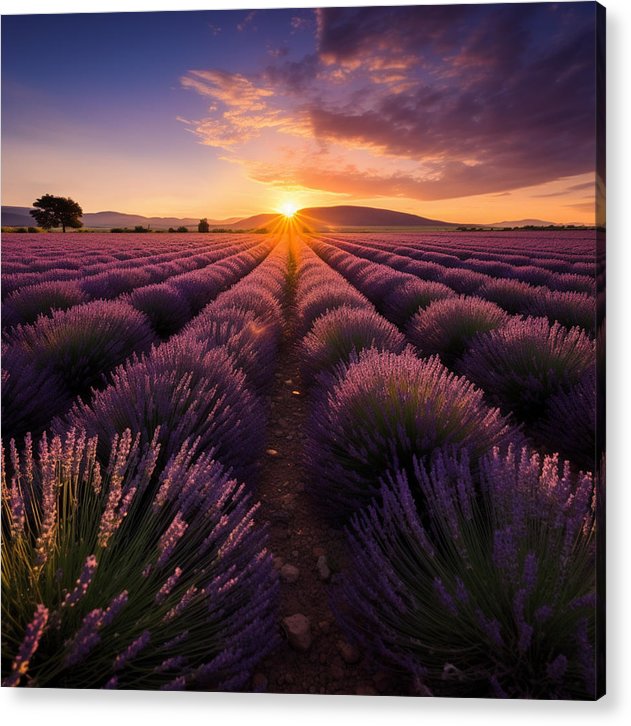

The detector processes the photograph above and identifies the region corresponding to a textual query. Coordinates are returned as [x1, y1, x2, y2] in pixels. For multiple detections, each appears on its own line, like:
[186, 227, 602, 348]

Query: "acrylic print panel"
[1, 1, 605, 700]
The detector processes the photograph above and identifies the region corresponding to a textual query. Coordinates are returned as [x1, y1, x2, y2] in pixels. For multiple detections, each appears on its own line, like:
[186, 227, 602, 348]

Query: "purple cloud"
[182, 3, 598, 202]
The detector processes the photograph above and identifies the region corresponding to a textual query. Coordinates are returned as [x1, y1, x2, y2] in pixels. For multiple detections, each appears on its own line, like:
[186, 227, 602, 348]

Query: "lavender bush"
[3, 301, 155, 436]
[1, 428, 279, 689]
[307, 349, 513, 522]
[185, 304, 279, 392]
[1, 344, 68, 441]
[335, 445, 596, 699]
[168, 268, 230, 314]
[301, 306, 407, 382]
[2, 280, 88, 329]
[59, 336, 265, 479]
[381, 278, 456, 327]
[526, 290, 596, 335]
[549, 272, 595, 295]
[5, 300, 155, 398]
[297, 284, 372, 335]
[129, 283, 192, 338]
[460, 317, 594, 425]
[216, 284, 284, 334]
[535, 366, 596, 472]
[477, 278, 540, 315]
[407, 296, 510, 365]
[81, 268, 154, 299]
[439, 268, 490, 295]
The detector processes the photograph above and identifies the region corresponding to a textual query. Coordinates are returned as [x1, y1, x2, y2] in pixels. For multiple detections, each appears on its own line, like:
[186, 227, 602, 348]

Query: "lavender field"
[1, 229, 603, 698]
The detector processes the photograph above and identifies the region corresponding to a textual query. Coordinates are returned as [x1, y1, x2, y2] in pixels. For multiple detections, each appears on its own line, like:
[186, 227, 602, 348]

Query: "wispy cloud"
[237, 11, 257, 33]
[180, 4, 597, 203]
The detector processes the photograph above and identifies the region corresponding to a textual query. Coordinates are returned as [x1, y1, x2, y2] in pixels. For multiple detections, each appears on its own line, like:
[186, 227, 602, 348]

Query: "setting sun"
[280, 202, 298, 218]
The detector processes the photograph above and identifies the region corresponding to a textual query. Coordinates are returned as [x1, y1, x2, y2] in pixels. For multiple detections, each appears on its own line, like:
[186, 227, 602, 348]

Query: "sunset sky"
[2, 3, 599, 224]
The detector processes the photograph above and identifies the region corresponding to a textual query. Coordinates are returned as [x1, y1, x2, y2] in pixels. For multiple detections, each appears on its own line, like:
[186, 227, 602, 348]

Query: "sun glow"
[279, 202, 298, 218]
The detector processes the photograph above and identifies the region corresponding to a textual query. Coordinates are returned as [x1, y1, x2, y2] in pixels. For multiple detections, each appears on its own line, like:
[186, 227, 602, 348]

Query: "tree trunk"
[62, 222, 66, 233]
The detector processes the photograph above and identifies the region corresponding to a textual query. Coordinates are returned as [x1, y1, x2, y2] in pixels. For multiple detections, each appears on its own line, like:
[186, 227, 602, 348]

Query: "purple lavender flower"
[406, 295, 510, 364]
[64, 608, 105, 667]
[59, 336, 265, 478]
[459, 316, 594, 425]
[301, 305, 406, 382]
[113, 630, 151, 671]
[129, 283, 192, 338]
[2, 429, 279, 689]
[547, 654, 568, 682]
[381, 278, 456, 326]
[535, 366, 596, 472]
[2, 605, 49, 687]
[2, 279, 88, 329]
[156, 513, 189, 568]
[334, 444, 597, 698]
[62, 555, 98, 608]
[4, 299, 155, 405]
[307, 348, 513, 522]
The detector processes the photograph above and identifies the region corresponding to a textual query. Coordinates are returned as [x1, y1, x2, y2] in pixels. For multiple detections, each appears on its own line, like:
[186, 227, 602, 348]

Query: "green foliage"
[1, 428, 278, 689]
[197, 218, 210, 233]
[30, 195, 83, 233]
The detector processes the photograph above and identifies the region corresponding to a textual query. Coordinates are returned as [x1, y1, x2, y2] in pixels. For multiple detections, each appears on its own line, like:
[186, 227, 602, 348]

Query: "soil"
[251, 269, 406, 697]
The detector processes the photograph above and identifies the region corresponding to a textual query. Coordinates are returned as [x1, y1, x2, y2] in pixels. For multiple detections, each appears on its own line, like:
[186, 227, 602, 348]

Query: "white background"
[0, 0, 628, 723]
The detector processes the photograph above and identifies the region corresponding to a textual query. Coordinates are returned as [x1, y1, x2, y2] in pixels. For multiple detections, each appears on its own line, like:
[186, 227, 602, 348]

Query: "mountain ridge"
[1, 206, 240, 229]
[2, 204, 456, 230]
[224, 205, 459, 230]
[2, 205, 586, 231]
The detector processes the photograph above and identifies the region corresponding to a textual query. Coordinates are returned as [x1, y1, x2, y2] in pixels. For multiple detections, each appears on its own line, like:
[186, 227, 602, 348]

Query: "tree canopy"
[30, 195, 83, 233]
[198, 218, 210, 233]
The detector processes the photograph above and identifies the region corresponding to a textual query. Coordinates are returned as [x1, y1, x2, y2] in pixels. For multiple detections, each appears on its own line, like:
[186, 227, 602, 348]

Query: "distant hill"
[231, 205, 456, 230]
[223, 213, 279, 230]
[299, 205, 454, 228]
[2, 206, 34, 227]
[1, 206, 239, 229]
[2, 203, 458, 231]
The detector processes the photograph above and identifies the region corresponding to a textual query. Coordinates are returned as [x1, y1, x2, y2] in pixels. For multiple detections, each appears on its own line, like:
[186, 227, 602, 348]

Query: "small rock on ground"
[316, 554, 331, 581]
[337, 640, 361, 665]
[280, 563, 300, 583]
[282, 613, 312, 652]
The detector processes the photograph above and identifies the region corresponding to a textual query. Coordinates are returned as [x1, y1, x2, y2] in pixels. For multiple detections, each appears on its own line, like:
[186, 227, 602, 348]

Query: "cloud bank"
[180, 4, 597, 203]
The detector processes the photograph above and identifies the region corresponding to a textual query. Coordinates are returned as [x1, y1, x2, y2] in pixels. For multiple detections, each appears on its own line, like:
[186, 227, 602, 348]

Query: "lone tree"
[198, 217, 210, 233]
[30, 194, 83, 232]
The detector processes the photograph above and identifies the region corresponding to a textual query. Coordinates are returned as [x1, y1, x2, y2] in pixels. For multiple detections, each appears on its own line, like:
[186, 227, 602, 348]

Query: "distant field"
[2, 229, 602, 696]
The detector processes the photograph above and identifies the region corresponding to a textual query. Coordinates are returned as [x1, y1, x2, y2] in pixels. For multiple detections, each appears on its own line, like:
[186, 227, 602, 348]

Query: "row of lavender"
[2, 233, 252, 280]
[294, 237, 598, 699]
[316, 233, 600, 327]
[2, 238, 275, 441]
[308, 236, 598, 473]
[2, 234, 271, 329]
[2, 239, 290, 688]
[326, 230, 600, 269]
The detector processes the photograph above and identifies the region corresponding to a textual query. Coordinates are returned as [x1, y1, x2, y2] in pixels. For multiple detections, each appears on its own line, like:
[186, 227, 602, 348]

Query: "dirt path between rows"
[251, 271, 404, 697]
